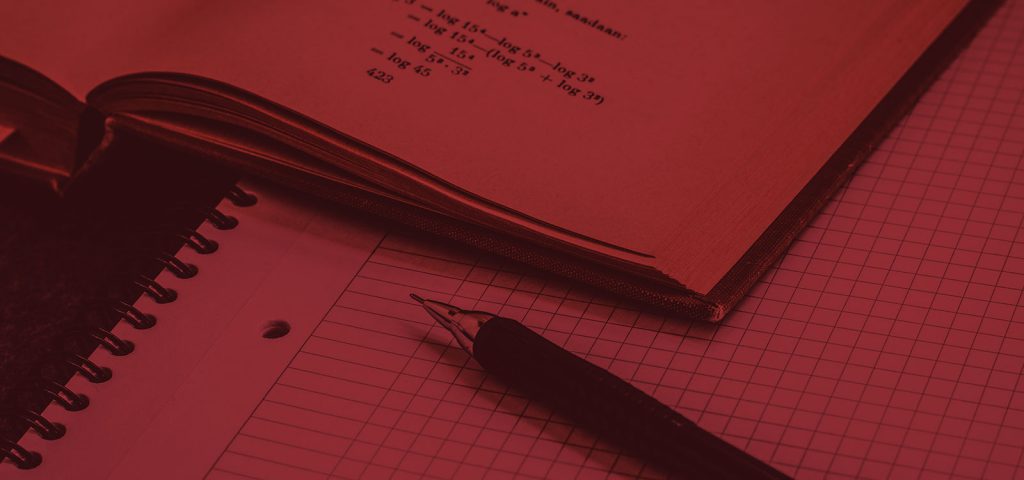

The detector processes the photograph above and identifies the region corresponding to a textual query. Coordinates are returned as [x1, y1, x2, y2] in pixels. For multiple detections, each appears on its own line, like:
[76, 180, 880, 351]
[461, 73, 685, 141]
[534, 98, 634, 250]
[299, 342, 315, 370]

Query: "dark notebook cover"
[0, 135, 235, 455]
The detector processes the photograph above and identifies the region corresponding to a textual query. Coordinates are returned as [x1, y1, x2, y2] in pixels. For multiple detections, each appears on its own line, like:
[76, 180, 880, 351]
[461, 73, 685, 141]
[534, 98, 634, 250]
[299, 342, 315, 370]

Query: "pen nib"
[409, 293, 476, 355]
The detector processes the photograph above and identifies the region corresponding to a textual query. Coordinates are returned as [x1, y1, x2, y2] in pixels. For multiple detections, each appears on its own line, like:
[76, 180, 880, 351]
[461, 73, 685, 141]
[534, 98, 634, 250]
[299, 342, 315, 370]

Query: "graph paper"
[205, 3, 1024, 478]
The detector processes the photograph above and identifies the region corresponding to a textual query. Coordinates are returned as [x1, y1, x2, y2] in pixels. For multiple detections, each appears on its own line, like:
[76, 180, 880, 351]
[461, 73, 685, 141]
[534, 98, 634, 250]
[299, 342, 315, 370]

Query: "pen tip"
[409, 293, 425, 304]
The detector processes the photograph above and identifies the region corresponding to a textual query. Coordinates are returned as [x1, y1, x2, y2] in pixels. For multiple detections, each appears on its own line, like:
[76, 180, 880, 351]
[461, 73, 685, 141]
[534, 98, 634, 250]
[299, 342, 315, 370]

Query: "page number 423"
[367, 68, 394, 84]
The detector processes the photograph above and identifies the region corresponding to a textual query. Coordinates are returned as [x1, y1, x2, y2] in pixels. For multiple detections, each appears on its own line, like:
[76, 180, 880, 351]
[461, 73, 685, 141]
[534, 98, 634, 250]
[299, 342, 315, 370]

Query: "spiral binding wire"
[156, 254, 198, 279]
[112, 302, 156, 330]
[1, 186, 256, 469]
[17, 412, 65, 441]
[40, 382, 88, 412]
[89, 327, 135, 357]
[179, 229, 219, 255]
[1, 439, 41, 470]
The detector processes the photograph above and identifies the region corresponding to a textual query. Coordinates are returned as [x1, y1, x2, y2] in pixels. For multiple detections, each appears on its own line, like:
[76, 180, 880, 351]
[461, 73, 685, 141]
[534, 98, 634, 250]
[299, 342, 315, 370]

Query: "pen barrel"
[474, 317, 788, 480]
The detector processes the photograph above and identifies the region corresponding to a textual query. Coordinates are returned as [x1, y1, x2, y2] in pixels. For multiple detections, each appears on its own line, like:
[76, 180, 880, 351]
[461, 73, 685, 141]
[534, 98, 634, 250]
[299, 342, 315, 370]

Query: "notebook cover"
[0, 137, 235, 450]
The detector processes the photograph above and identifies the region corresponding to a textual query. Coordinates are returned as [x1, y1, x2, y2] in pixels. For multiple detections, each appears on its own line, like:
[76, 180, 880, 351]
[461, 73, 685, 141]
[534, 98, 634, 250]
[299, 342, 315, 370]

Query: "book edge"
[701, 0, 1005, 317]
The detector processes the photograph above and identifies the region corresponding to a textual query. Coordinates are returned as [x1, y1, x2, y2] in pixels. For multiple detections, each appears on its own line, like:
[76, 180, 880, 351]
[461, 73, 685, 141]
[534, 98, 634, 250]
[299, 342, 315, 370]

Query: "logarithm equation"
[366, 0, 608, 106]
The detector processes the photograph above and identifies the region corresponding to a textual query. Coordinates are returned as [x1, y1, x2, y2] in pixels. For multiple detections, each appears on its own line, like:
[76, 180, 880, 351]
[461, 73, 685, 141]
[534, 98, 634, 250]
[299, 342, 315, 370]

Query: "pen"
[411, 294, 789, 479]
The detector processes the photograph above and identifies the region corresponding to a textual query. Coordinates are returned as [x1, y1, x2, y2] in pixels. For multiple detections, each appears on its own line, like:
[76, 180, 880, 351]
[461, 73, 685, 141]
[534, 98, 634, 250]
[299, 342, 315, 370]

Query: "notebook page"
[4, 182, 386, 479]
[192, 2, 1021, 477]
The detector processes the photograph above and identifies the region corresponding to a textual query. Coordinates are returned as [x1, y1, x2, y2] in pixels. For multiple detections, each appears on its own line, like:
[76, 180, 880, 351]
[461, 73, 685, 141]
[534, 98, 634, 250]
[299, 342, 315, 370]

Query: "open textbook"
[0, 0, 998, 318]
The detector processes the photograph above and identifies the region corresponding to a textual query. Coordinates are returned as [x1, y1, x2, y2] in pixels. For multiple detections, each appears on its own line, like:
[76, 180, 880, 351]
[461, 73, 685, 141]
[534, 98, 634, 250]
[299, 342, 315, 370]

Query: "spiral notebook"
[5, 1, 1024, 477]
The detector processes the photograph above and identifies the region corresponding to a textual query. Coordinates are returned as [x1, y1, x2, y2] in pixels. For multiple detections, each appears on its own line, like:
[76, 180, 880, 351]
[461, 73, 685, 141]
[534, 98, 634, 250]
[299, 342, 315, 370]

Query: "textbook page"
[0, 0, 969, 293]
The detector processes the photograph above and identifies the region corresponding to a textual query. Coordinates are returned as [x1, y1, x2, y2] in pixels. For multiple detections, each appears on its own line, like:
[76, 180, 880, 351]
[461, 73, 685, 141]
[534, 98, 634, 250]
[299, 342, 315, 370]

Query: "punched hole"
[261, 320, 291, 339]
